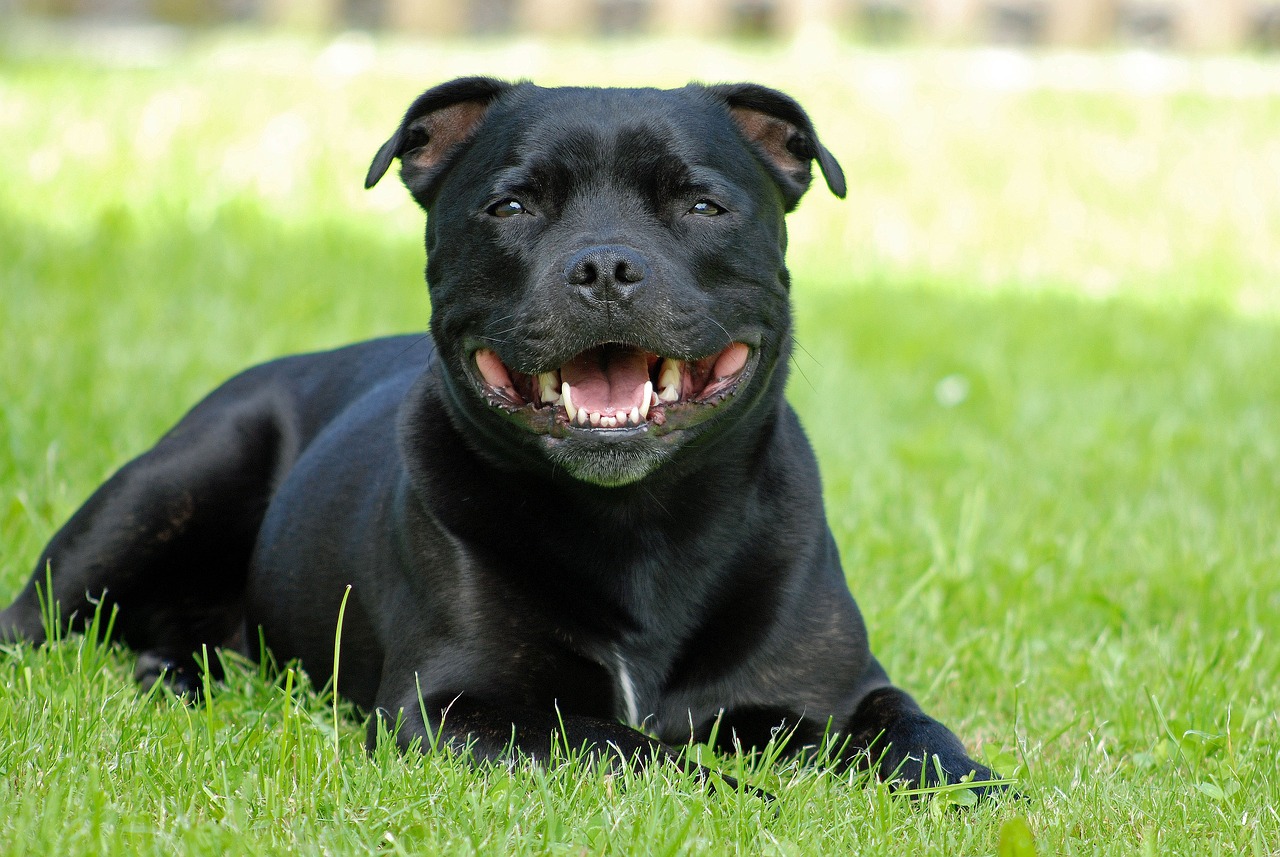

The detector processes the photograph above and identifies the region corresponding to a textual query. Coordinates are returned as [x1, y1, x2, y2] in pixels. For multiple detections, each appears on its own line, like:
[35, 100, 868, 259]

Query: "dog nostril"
[568, 259, 598, 286]
[615, 259, 644, 284]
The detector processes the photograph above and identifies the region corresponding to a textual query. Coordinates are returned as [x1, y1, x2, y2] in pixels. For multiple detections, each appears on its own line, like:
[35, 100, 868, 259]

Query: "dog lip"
[465, 340, 759, 437]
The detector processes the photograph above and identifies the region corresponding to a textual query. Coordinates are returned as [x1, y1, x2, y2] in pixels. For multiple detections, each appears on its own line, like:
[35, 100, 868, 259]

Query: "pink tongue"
[562, 346, 650, 414]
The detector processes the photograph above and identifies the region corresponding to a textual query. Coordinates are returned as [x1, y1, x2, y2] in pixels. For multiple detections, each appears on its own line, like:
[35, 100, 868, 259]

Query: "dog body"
[1, 79, 994, 788]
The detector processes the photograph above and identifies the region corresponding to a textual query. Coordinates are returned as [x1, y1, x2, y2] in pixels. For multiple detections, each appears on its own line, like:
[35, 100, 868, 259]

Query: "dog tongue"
[561, 345, 650, 414]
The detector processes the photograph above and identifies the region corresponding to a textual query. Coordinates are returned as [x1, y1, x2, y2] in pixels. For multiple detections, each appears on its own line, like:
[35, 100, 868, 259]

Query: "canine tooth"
[590, 411, 601, 427]
[540, 373, 561, 404]
[640, 381, 653, 419]
[657, 358, 682, 394]
[658, 384, 679, 403]
[629, 406, 640, 425]
[561, 382, 576, 422]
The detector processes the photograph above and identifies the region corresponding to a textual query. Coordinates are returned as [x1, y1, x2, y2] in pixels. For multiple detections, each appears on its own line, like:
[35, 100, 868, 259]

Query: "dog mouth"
[469, 342, 754, 435]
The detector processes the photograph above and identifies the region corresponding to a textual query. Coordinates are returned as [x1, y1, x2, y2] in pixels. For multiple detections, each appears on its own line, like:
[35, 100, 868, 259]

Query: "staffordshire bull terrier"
[1, 77, 997, 793]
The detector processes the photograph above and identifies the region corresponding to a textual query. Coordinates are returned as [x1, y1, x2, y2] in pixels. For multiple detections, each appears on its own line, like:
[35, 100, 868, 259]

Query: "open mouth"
[470, 342, 754, 435]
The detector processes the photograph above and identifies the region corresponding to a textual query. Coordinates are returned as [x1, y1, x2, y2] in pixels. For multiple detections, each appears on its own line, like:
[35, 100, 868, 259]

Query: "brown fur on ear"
[706, 83, 846, 210]
[396, 100, 493, 180]
[365, 77, 514, 205]
[729, 107, 812, 190]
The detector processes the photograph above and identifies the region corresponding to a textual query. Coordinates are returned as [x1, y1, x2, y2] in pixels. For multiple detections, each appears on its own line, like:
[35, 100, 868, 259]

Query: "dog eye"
[689, 200, 725, 217]
[488, 199, 526, 218]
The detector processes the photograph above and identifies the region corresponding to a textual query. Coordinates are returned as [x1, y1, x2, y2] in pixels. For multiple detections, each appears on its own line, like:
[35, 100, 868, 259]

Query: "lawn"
[1, 31, 1278, 855]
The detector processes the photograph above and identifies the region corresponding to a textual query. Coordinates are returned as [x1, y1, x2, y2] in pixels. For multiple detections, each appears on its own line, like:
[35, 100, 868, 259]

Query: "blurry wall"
[5, 0, 1280, 50]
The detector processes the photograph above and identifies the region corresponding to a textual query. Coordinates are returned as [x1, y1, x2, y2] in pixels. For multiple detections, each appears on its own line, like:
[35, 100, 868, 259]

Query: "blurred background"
[3, 0, 1280, 50]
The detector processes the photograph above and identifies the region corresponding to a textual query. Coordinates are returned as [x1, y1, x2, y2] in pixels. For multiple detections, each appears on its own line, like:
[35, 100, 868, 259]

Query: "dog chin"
[546, 443, 672, 487]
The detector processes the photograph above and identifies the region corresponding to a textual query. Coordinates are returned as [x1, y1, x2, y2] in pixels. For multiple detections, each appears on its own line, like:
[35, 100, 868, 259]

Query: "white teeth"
[657, 359, 682, 403]
[658, 358, 682, 395]
[563, 387, 654, 430]
[540, 373, 561, 404]
[561, 382, 576, 422]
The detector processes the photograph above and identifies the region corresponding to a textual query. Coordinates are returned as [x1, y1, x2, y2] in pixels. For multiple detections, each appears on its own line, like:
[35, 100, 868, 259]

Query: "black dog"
[1, 78, 996, 792]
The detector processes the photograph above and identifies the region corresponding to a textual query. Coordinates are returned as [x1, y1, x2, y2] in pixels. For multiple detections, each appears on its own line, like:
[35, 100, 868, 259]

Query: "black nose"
[564, 245, 648, 301]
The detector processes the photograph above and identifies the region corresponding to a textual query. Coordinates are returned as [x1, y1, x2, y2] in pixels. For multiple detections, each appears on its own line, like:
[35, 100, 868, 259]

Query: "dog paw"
[0, 604, 46, 647]
[134, 650, 203, 700]
[844, 686, 1009, 802]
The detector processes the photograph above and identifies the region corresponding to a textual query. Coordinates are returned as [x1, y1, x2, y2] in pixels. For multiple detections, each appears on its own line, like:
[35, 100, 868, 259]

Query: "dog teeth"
[563, 384, 655, 430]
[657, 358, 682, 396]
[656, 359, 681, 403]
[561, 382, 576, 422]
[540, 373, 561, 405]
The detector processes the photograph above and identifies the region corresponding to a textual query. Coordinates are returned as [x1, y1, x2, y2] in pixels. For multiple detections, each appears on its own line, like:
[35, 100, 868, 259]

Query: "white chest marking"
[615, 650, 641, 728]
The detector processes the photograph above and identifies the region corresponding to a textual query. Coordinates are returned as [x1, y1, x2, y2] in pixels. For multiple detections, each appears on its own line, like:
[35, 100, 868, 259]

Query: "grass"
[2, 31, 1279, 855]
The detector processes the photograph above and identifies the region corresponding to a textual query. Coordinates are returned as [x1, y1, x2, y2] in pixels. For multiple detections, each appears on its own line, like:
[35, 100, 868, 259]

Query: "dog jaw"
[544, 439, 674, 487]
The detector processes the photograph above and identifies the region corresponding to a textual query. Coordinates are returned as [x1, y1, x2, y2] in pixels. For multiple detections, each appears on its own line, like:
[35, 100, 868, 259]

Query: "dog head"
[367, 78, 845, 487]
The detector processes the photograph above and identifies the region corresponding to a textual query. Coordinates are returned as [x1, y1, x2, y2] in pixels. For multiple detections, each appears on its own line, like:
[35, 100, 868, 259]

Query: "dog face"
[367, 78, 845, 486]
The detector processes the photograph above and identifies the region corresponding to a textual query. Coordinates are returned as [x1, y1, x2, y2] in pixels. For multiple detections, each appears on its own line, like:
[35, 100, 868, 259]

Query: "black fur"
[1, 79, 996, 795]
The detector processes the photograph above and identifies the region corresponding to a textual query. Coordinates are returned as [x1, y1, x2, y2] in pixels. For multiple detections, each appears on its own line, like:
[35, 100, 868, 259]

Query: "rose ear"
[705, 83, 846, 210]
[365, 76, 514, 207]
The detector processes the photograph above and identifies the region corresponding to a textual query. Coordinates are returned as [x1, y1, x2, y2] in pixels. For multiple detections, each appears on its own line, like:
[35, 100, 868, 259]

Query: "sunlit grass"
[1, 34, 1278, 855]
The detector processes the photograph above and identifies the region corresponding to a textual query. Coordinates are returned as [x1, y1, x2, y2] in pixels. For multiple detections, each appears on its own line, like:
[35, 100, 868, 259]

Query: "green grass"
[2, 34, 1279, 855]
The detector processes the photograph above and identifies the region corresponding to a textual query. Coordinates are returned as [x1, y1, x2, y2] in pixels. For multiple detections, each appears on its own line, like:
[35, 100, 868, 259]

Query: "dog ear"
[705, 83, 846, 210]
[365, 77, 513, 203]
